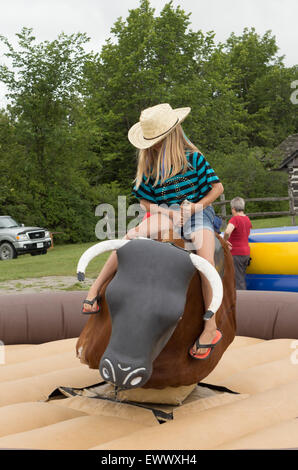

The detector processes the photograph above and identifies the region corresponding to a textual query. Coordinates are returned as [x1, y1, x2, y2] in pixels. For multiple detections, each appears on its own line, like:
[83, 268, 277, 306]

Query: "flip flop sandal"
[189, 328, 222, 360]
[82, 295, 101, 314]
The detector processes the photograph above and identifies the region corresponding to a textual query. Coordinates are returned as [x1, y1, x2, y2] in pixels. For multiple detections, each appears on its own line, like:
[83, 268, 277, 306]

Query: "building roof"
[273, 134, 298, 169]
[277, 149, 298, 170]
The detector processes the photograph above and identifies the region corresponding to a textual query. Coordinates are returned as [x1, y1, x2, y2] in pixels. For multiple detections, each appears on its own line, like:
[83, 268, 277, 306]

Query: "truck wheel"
[0, 242, 17, 260]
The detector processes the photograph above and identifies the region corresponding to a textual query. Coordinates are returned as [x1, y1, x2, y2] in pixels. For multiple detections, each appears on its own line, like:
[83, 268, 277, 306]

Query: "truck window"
[0, 217, 19, 229]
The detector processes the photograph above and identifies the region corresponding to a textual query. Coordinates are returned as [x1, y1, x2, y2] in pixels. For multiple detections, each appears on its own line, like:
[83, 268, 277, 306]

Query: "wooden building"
[274, 134, 298, 215]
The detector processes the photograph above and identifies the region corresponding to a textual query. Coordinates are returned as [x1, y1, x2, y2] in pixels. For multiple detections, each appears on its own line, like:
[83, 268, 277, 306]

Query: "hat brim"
[128, 107, 191, 150]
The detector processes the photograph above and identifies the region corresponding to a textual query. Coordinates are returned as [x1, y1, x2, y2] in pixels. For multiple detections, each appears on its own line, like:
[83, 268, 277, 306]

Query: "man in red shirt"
[224, 197, 252, 289]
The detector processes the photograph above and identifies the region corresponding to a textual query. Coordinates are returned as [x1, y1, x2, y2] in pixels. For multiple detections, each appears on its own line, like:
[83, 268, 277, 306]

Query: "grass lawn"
[251, 215, 297, 229]
[0, 215, 296, 282]
[0, 242, 110, 283]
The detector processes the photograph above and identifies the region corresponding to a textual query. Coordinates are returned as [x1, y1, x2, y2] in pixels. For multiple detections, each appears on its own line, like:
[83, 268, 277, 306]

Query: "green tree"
[1, 2, 297, 242]
[83, 0, 249, 191]
[224, 27, 280, 100]
[0, 28, 98, 241]
[211, 142, 288, 216]
[222, 27, 298, 149]
[0, 110, 20, 210]
[246, 64, 298, 149]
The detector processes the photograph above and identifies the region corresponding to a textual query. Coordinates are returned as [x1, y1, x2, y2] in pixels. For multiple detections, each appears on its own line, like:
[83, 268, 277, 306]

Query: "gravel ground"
[0, 276, 94, 295]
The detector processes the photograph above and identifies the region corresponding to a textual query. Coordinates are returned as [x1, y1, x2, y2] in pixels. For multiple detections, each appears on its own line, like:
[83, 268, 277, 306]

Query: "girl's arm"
[191, 182, 224, 214]
[140, 199, 178, 220]
[140, 182, 224, 222]
[139, 199, 183, 226]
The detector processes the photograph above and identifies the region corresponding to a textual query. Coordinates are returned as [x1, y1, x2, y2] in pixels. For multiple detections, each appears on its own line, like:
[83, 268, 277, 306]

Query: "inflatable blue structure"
[246, 226, 298, 292]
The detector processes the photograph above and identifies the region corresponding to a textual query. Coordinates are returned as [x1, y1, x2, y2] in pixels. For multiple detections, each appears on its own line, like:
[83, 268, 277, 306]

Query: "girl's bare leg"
[190, 229, 218, 355]
[83, 213, 173, 312]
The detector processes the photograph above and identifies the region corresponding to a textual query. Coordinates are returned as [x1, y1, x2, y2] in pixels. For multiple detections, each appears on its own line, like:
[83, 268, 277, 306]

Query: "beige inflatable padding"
[2, 340, 196, 405]
[0, 351, 82, 383]
[0, 366, 100, 407]
[170, 390, 249, 419]
[0, 402, 86, 438]
[215, 418, 298, 450]
[227, 336, 264, 349]
[2, 344, 198, 405]
[211, 356, 298, 394]
[54, 381, 244, 408]
[0, 335, 297, 449]
[0, 415, 150, 450]
[5, 338, 77, 365]
[51, 396, 160, 427]
[204, 338, 295, 383]
[90, 381, 298, 450]
[0, 289, 298, 450]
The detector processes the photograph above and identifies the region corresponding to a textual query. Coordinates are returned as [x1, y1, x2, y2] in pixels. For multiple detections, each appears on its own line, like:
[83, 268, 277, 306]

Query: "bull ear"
[77, 239, 130, 281]
[189, 253, 223, 320]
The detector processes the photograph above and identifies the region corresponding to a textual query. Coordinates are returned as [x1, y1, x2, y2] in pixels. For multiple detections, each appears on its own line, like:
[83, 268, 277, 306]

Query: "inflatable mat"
[246, 226, 298, 292]
[0, 290, 297, 450]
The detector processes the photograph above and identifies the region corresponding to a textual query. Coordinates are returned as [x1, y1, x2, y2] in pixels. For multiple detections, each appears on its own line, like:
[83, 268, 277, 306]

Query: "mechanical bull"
[76, 235, 236, 390]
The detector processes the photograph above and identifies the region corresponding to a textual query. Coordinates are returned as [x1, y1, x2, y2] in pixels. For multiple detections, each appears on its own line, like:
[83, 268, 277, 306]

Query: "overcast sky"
[0, 0, 297, 106]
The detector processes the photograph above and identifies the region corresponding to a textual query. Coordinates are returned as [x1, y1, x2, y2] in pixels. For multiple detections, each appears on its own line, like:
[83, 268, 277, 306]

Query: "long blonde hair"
[134, 124, 199, 188]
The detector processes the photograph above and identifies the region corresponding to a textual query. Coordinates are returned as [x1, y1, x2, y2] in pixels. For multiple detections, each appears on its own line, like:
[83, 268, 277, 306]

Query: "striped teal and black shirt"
[132, 151, 220, 206]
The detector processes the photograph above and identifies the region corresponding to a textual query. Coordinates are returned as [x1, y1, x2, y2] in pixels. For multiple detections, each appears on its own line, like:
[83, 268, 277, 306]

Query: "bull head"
[77, 238, 223, 390]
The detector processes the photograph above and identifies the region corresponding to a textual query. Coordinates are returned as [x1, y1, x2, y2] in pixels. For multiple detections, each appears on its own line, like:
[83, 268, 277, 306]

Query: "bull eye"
[130, 376, 142, 386]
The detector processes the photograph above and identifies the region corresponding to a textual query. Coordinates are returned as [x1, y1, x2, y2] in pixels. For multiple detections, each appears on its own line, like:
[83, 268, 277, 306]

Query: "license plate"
[37, 242, 43, 248]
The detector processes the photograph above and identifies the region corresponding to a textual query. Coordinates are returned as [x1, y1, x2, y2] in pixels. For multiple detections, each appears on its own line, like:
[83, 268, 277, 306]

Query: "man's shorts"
[173, 205, 216, 241]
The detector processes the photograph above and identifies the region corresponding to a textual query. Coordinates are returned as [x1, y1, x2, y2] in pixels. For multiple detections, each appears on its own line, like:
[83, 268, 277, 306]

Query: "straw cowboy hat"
[128, 103, 191, 149]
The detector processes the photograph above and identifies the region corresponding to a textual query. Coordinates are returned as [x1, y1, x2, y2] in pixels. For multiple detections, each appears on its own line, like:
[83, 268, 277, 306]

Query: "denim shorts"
[173, 205, 215, 240]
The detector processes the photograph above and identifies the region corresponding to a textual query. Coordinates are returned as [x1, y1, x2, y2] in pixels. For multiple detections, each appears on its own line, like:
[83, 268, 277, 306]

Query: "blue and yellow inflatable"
[246, 226, 298, 292]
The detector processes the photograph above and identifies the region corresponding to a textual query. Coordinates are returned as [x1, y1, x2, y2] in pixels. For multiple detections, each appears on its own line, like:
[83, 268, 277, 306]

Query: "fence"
[214, 192, 297, 228]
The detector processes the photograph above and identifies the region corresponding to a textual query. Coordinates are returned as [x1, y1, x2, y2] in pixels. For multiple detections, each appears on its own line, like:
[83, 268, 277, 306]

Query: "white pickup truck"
[0, 215, 52, 260]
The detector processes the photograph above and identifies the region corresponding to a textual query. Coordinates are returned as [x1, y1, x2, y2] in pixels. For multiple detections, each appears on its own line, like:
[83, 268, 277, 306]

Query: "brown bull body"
[76, 234, 236, 389]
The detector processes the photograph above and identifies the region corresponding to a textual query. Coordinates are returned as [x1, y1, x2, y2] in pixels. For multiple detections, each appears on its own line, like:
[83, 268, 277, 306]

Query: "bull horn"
[77, 239, 130, 281]
[189, 253, 223, 320]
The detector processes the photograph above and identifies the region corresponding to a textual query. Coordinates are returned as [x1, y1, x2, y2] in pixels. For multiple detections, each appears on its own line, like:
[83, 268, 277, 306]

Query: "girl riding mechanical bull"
[83, 103, 225, 360]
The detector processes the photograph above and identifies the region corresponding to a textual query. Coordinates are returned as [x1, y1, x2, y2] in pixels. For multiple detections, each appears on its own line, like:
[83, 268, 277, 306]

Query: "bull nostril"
[102, 367, 110, 380]
[122, 367, 147, 387]
[100, 357, 149, 389]
[130, 376, 142, 386]
[100, 358, 116, 383]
